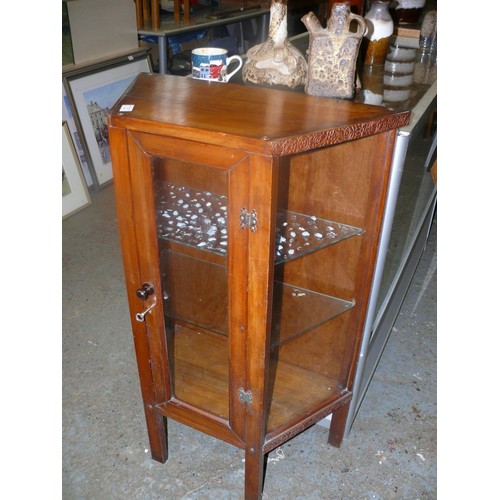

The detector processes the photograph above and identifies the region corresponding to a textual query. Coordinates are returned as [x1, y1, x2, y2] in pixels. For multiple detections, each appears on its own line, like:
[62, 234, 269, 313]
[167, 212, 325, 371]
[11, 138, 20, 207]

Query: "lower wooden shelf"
[170, 323, 346, 435]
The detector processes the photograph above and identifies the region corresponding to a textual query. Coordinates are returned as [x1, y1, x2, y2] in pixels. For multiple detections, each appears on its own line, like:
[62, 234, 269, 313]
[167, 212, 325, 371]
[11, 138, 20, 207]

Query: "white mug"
[191, 47, 243, 83]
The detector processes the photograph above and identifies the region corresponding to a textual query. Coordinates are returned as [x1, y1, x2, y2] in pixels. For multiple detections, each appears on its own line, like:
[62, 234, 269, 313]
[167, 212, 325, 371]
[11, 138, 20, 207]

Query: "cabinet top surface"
[109, 73, 410, 155]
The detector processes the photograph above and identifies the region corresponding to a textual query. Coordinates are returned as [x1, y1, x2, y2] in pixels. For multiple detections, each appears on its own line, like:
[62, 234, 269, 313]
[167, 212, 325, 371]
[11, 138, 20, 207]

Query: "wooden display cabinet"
[108, 73, 409, 499]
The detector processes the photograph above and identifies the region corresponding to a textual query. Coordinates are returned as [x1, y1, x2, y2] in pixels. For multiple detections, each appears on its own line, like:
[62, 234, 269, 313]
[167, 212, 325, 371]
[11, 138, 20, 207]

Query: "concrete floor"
[62, 184, 436, 499]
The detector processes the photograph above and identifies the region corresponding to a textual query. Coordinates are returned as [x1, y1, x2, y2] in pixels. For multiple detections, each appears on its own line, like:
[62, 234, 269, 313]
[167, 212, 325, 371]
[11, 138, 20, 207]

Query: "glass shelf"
[274, 211, 363, 263]
[270, 282, 354, 347]
[156, 182, 229, 255]
[155, 182, 364, 263]
[161, 250, 354, 343]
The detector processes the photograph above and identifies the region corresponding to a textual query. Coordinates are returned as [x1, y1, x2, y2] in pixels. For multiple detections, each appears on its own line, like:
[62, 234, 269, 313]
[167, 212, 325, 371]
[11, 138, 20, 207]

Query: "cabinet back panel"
[153, 157, 228, 196]
[284, 135, 385, 227]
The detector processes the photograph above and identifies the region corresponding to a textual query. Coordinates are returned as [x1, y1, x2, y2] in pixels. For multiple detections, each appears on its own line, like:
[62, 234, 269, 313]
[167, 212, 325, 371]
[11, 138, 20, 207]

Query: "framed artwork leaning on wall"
[63, 50, 152, 188]
[62, 121, 91, 219]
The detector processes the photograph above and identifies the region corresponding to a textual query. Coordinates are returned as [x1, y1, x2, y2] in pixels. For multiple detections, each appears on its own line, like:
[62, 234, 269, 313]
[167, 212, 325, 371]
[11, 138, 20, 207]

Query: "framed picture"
[63, 52, 151, 187]
[63, 121, 91, 218]
[62, 84, 93, 187]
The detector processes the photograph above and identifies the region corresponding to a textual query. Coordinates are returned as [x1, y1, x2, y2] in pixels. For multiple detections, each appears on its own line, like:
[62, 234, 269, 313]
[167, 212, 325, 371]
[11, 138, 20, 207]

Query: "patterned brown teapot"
[302, 2, 366, 99]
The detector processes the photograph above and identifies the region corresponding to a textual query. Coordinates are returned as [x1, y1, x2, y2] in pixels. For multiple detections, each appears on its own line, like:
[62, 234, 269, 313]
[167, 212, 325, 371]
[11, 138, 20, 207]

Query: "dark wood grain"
[108, 74, 408, 499]
[109, 73, 409, 154]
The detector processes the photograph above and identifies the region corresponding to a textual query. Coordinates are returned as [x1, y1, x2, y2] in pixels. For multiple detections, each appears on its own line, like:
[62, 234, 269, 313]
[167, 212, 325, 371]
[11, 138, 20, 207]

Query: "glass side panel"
[153, 158, 230, 419]
[265, 141, 378, 436]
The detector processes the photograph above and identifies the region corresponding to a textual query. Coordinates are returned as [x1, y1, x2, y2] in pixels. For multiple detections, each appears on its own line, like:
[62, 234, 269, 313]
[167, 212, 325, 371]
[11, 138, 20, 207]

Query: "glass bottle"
[363, 0, 394, 66]
[419, 9, 437, 54]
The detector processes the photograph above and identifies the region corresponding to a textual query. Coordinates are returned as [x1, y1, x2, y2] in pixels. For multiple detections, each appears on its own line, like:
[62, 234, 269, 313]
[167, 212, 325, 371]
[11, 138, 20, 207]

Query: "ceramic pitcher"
[243, 0, 307, 90]
[302, 2, 366, 99]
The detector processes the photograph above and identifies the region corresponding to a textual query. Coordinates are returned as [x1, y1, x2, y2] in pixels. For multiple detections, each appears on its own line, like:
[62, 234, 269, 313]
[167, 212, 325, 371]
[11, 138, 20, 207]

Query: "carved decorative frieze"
[270, 113, 410, 155]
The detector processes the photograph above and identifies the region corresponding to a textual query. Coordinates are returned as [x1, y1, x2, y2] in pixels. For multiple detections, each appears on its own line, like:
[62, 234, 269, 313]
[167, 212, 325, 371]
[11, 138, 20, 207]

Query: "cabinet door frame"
[123, 129, 253, 445]
[109, 125, 168, 462]
[236, 153, 277, 497]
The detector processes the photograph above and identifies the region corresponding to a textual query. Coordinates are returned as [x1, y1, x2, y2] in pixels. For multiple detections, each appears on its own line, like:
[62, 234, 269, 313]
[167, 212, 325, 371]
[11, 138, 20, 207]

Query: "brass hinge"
[238, 388, 253, 405]
[240, 208, 257, 232]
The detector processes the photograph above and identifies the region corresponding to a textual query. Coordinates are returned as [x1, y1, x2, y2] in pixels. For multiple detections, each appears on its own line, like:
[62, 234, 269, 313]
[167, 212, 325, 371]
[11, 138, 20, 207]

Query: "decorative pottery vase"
[242, 0, 307, 90]
[302, 2, 366, 99]
[390, 0, 426, 24]
[363, 0, 394, 66]
[382, 43, 416, 108]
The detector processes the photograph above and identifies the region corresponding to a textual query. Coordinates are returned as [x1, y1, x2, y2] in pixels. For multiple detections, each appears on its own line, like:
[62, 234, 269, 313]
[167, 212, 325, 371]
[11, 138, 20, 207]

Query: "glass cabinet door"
[129, 132, 249, 430]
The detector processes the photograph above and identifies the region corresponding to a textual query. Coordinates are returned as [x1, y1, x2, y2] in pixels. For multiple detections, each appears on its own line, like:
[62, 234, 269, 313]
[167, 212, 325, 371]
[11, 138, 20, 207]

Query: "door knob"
[136, 283, 154, 301]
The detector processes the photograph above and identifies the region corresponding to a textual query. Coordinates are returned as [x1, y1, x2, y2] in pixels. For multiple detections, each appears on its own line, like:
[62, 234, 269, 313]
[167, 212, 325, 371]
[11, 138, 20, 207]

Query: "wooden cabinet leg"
[144, 408, 169, 463]
[244, 448, 265, 500]
[327, 401, 350, 448]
